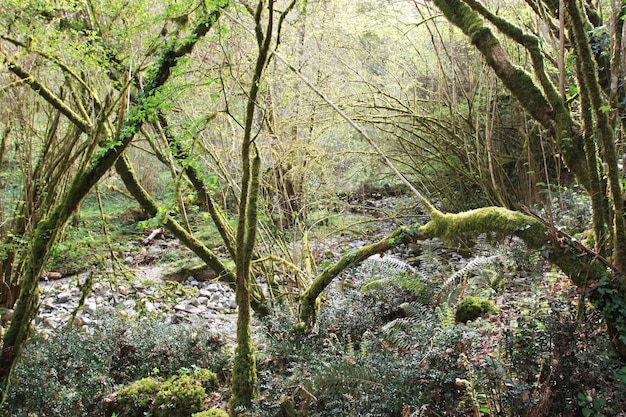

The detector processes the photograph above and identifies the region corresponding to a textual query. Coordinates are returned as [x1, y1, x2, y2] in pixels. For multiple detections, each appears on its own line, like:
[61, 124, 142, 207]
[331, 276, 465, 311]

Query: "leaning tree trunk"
[0, 9, 222, 401]
[298, 205, 626, 358]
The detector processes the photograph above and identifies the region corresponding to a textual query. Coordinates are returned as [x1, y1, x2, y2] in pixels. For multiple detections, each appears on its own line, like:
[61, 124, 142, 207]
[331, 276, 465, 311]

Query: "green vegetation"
[454, 296, 498, 323]
[4, 317, 229, 416]
[1, 0, 625, 415]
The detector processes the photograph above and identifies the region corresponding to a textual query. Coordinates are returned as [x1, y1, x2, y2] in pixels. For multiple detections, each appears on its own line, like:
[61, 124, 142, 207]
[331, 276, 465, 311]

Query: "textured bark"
[229, 0, 297, 412]
[433, 0, 590, 191]
[229, 0, 272, 410]
[564, 0, 626, 272]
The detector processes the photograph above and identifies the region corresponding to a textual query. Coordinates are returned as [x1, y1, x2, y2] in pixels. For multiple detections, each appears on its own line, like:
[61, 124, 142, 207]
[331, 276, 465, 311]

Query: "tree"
[0, 0, 226, 400]
[298, 0, 626, 359]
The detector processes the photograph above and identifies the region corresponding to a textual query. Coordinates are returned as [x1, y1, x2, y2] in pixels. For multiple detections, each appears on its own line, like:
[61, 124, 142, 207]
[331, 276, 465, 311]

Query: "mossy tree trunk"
[298, 205, 626, 357]
[229, 1, 297, 413]
[228, 0, 272, 412]
[0, 7, 222, 402]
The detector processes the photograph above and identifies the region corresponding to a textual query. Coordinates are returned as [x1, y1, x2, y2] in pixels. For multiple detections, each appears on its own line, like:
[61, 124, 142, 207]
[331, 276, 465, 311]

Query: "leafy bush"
[4, 316, 229, 417]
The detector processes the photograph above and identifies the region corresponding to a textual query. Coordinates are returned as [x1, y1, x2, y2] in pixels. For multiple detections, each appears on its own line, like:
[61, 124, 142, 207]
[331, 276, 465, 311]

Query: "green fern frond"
[436, 303, 456, 329]
[316, 362, 383, 391]
[440, 255, 500, 290]
[382, 302, 438, 350]
[362, 254, 416, 275]
[359, 255, 426, 295]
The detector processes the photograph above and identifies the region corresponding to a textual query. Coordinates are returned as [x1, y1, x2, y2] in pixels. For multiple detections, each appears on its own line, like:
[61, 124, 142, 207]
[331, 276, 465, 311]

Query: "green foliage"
[193, 367, 219, 393]
[4, 316, 229, 417]
[454, 296, 498, 323]
[111, 368, 220, 417]
[252, 289, 467, 416]
[113, 377, 161, 417]
[193, 409, 229, 417]
[153, 374, 206, 417]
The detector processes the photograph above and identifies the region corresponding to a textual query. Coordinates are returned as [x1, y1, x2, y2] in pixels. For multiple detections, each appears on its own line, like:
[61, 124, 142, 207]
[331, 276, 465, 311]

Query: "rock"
[56, 292, 72, 303]
[199, 289, 213, 298]
[124, 256, 134, 264]
[83, 302, 97, 315]
[188, 297, 200, 307]
[44, 318, 59, 329]
[123, 299, 136, 310]
[228, 300, 237, 310]
[144, 301, 158, 314]
[197, 296, 209, 305]
[46, 272, 63, 280]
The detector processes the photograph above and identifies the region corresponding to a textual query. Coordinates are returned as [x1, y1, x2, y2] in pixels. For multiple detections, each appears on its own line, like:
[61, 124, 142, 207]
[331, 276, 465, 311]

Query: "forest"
[1, 0, 625, 415]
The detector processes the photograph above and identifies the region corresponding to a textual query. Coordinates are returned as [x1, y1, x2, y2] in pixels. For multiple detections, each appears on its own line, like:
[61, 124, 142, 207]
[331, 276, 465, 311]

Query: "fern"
[440, 255, 500, 290]
[382, 302, 439, 351]
[437, 303, 456, 329]
[359, 254, 426, 295]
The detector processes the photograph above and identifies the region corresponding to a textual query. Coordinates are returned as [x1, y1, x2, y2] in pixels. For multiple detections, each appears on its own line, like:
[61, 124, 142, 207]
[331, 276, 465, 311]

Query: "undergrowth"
[5, 231, 626, 416]
[249, 238, 626, 416]
[4, 316, 229, 417]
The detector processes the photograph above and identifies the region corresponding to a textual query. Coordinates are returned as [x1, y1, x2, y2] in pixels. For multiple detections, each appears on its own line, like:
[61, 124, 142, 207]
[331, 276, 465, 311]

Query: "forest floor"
[6, 193, 626, 416]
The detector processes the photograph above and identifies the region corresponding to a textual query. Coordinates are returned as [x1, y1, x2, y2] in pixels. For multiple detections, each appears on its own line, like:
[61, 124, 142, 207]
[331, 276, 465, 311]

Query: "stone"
[56, 291, 72, 303]
[83, 302, 97, 315]
[198, 288, 213, 298]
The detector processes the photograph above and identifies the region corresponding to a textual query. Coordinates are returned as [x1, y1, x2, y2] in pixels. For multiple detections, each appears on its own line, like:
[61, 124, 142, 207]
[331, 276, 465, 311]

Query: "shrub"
[112, 377, 161, 417]
[455, 296, 498, 323]
[110, 369, 220, 417]
[4, 316, 229, 417]
[193, 368, 219, 392]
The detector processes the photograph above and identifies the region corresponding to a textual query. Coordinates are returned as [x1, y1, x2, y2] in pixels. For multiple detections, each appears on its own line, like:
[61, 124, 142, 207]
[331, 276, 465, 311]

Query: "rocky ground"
[34, 231, 245, 342]
[37, 270, 240, 337]
[29, 195, 421, 341]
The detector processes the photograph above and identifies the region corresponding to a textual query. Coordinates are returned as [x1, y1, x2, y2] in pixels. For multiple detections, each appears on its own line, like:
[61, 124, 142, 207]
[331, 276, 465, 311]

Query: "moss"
[193, 408, 229, 417]
[425, 207, 546, 248]
[292, 322, 307, 333]
[153, 374, 206, 417]
[110, 369, 219, 417]
[193, 368, 218, 393]
[112, 377, 161, 417]
[455, 296, 499, 323]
